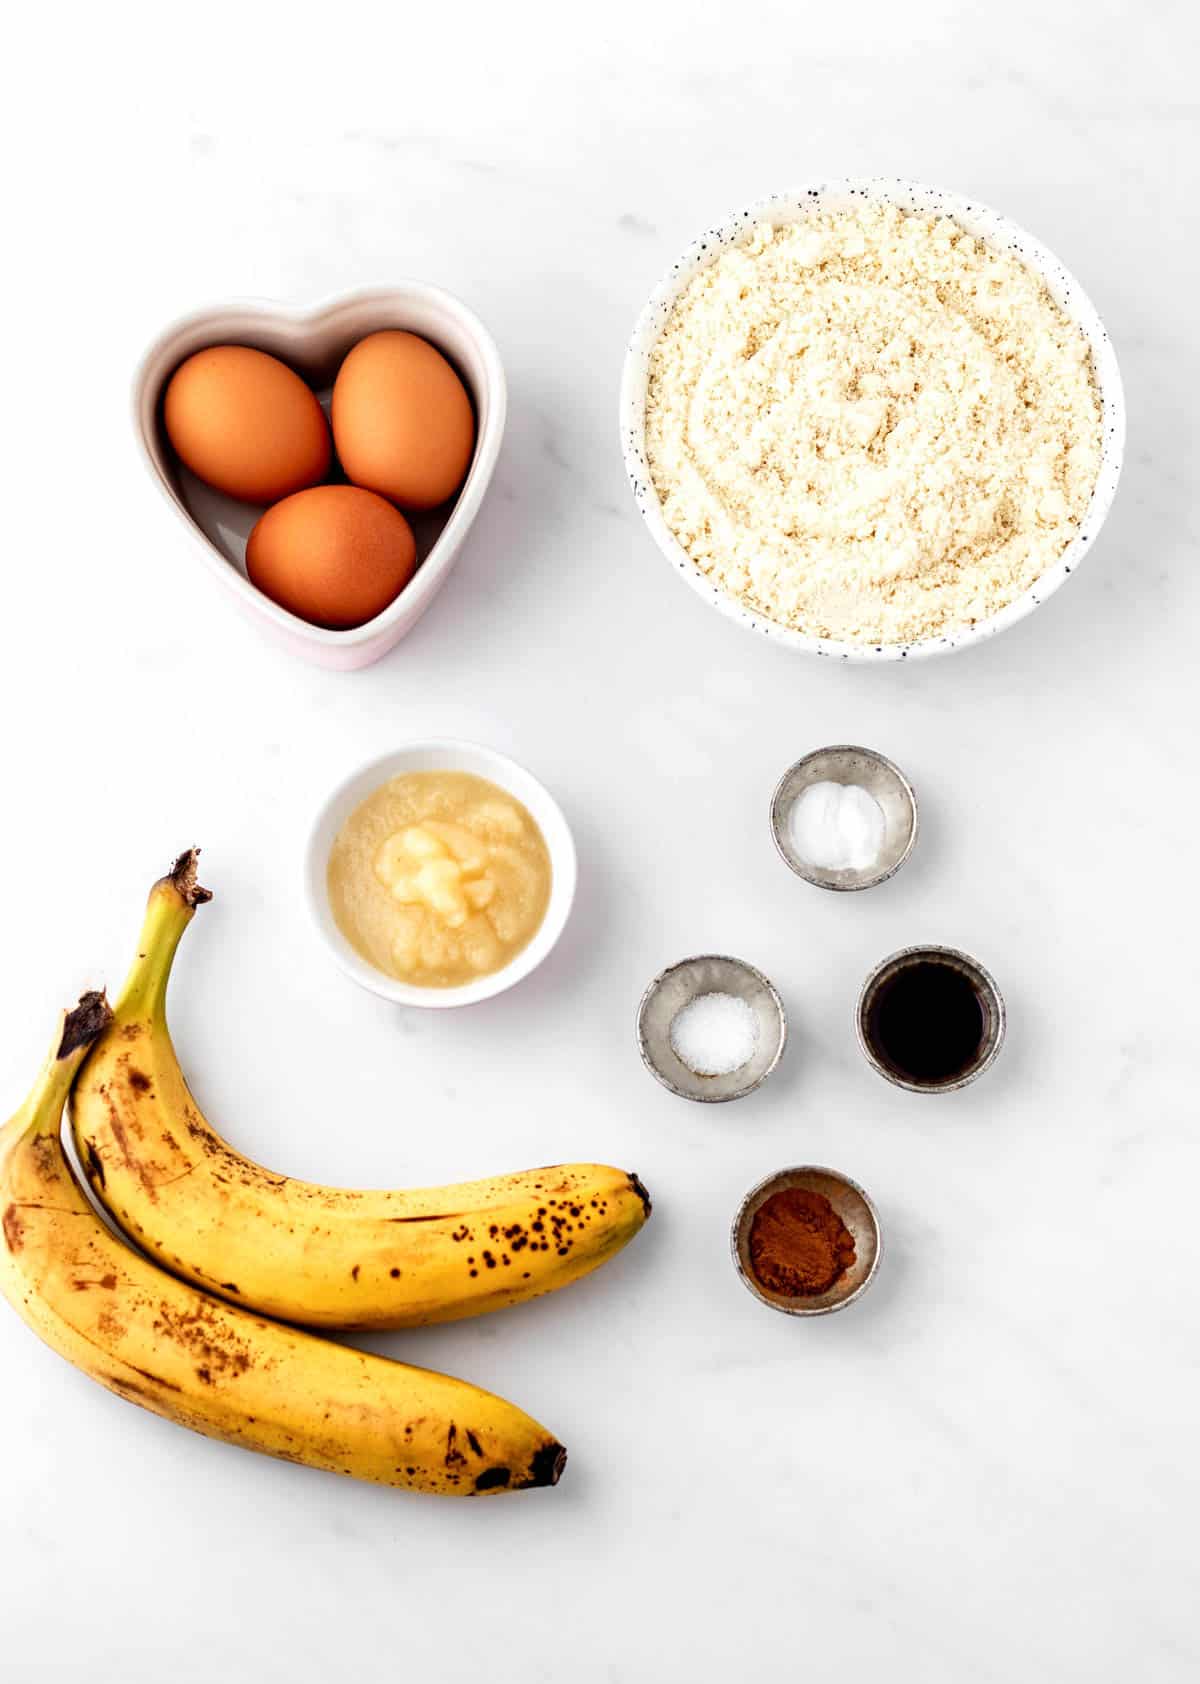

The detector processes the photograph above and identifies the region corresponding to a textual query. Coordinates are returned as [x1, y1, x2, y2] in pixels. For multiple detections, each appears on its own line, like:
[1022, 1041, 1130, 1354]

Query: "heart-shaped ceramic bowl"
[132, 284, 506, 670]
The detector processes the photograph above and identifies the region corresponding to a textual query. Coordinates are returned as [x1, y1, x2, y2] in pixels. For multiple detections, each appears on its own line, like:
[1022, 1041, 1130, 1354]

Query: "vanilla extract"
[865, 958, 986, 1087]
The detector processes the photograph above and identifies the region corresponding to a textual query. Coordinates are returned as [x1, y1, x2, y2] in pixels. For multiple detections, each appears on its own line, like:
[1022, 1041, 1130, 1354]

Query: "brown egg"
[163, 345, 331, 504]
[246, 486, 417, 629]
[331, 330, 475, 511]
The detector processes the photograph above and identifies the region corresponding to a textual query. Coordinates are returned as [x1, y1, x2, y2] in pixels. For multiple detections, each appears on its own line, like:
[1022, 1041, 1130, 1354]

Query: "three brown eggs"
[163, 331, 475, 629]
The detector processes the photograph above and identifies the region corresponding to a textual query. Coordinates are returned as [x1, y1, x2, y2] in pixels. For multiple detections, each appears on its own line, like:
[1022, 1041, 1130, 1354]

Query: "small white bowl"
[304, 741, 577, 1009]
[133, 284, 506, 671]
[620, 178, 1125, 662]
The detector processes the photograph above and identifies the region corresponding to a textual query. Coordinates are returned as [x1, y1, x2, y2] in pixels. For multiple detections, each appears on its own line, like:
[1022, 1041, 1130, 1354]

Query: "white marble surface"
[3, 3, 1197, 1678]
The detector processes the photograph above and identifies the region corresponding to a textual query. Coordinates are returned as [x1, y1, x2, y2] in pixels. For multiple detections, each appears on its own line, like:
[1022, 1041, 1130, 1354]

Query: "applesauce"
[327, 770, 552, 987]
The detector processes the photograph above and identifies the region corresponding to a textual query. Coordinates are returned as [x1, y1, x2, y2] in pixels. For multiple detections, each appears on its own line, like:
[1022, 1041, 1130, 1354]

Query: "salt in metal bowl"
[771, 745, 918, 891]
[637, 955, 786, 1103]
[731, 1166, 882, 1316]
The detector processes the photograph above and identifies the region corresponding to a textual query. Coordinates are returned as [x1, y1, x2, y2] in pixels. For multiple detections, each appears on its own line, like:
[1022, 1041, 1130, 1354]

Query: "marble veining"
[0, 3, 1197, 1681]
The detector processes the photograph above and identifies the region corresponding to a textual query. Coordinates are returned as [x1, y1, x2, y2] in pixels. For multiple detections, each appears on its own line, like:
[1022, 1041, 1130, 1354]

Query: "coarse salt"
[669, 991, 759, 1076]
[789, 781, 886, 872]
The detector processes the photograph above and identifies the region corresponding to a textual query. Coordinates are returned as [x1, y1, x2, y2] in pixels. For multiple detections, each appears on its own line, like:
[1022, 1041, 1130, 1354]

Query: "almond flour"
[644, 202, 1104, 645]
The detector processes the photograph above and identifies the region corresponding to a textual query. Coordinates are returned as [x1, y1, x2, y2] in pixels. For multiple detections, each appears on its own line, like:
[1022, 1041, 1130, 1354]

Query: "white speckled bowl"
[620, 179, 1125, 662]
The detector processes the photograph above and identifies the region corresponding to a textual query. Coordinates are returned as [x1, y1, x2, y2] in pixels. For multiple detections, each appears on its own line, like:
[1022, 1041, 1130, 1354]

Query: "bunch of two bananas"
[0, 852, 650, 1497]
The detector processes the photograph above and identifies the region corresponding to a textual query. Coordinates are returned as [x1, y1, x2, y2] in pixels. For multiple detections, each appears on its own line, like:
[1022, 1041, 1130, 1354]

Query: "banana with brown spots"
[0, 997, 566, 1496]
[70, 851, 651, 1329]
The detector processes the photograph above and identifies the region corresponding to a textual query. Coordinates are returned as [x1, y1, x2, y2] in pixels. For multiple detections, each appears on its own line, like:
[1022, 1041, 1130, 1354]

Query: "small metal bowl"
[637, 955, 787, 1103]
[731, 1166, 882, 1316]
[770, 745, 918, 891]
[856, 943, 1006, 1093]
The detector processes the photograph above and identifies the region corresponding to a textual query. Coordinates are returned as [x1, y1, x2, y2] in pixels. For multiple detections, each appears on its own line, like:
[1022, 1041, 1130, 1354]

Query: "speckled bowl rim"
[769, 744, 918, 891]
[636, 954, 788, 1102]
[619, 178, 1126, 662]
[730, 1166, 883, 1315]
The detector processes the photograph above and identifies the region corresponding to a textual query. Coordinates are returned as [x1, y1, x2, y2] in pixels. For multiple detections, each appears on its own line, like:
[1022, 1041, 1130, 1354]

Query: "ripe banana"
[1, 995, 565, 1496]
[71, 851, 650, 1330]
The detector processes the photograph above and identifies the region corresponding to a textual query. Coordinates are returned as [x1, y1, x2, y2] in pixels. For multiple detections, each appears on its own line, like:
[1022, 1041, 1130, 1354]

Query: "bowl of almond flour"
[620, 181, 1124, 660]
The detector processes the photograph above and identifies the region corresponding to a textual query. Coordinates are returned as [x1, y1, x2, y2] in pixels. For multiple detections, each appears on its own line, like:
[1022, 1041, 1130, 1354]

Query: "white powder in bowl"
[789, 781, 885, 872]
[669, 991, 759, 1076]
[644, 201, 1104, 646]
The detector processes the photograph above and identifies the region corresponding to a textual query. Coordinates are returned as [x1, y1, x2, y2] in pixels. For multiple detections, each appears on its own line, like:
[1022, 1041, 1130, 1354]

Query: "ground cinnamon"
[748, 1187, 856, 1297]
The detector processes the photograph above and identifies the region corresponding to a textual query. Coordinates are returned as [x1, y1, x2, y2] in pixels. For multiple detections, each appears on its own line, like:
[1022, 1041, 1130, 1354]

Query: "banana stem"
[59, 990, 114, 1059]
[2, 993, 112, 1149]
[113, 851, 211, 1019]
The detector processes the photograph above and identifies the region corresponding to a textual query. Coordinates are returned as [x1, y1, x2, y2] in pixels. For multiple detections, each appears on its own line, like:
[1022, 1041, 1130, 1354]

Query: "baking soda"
[789, 781, 885, 872]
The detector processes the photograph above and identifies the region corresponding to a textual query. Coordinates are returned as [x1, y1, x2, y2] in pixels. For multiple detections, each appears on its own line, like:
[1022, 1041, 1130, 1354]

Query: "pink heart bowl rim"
[130, 282, 507, 670]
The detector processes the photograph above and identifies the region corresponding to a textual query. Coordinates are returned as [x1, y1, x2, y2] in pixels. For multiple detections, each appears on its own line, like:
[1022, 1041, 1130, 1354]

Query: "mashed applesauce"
[328, 771, 552, 987]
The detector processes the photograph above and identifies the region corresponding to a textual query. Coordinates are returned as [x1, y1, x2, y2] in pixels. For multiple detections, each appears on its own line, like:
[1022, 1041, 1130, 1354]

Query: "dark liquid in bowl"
[866, 960, 985, 1085]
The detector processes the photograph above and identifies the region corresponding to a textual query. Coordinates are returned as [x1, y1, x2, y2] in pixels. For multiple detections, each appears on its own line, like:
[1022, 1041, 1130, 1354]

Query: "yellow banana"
[70, 851, 650, 1330]
[1, 995, 566, 1496]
